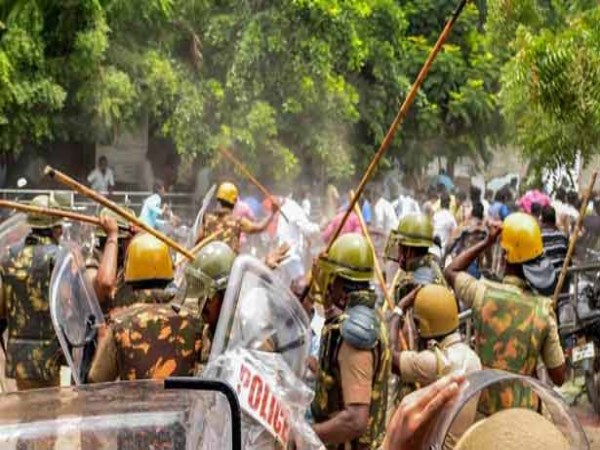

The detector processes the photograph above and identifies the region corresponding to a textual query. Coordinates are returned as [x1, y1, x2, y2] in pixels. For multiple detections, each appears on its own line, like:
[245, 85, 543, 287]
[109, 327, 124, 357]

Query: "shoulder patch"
[341, 305, 379, 350]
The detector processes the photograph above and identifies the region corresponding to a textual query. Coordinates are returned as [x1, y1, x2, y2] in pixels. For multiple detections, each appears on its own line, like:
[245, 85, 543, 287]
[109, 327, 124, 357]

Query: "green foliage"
[0, 0, 502, 185]
[493, 0, 600, 173]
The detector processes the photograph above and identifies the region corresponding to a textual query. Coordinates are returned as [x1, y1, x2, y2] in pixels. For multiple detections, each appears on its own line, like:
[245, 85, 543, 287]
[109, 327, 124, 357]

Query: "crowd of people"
[0, 168, 597, 449]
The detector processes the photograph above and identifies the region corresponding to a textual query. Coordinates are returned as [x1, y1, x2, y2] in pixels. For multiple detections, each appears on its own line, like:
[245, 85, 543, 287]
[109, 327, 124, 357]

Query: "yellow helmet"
[501, 212, 543, 264]
[124, 233, 174, 285]
[314, 233, 374, 303]
[27, 195, 62, 229]
[414, 285, 458, 339]
[217, 182, 239, 205]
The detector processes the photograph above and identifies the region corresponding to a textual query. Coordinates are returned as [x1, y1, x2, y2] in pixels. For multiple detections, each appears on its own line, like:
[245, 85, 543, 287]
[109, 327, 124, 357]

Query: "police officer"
[84, 208, 133, 312]
[196, 181, 276, 253]
[311, 233, 390, 450]
[445, 213, 566, 415]
[0, 195, 63, 390]
[185, 241, 236, 344]
[385, 213, 447, 301]
[391, 285, 481, 449]
[87, 233, 202, 382]
[385, 213, 447, 352]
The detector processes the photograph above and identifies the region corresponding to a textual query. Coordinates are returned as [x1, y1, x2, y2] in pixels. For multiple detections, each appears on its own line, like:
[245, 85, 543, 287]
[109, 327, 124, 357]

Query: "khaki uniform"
[399, 332, 481, 449]
[312, 291, 390, 450]
[455, 273, 565, 415]
[88, 302, 202, 382]
[392, 254, 447, 304]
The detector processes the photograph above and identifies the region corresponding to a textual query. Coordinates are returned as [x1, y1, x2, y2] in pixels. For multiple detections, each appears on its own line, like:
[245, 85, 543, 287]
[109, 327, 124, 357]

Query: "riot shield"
[187, 184, 216, 249]
[50, 242, 105, 385]
[0, 378, 241, 449]
[0, 212, 30, 254]
[209, 254, 311, 376]
[206, 255, 323, 450]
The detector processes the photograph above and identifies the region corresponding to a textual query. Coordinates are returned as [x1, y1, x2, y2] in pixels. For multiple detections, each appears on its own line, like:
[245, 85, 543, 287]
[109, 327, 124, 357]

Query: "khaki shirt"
[400, 332, 481, 449]
[338, 341, 374, 407]
[454, 272, 565, 370]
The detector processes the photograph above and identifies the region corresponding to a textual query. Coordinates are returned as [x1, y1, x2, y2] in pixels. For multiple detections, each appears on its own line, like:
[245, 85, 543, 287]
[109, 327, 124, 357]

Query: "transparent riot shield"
[209, 255, 311, 376]
[424, 369, 589, 450]
[206, 255, 322, 450]
[0, 378, 241, 450]
[50, 242, 105, 385]
[0, 213, 30, 254]
[187, 184, 216, 249]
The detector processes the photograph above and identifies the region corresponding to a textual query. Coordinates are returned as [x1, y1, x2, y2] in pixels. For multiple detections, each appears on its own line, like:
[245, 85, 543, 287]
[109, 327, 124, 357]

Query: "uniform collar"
[501, 275, 528, 289]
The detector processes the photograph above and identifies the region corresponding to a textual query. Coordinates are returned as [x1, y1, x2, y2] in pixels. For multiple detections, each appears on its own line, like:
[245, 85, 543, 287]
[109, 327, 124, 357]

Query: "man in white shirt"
[373, 191, 399, 237]
[392, 193, 421, 220]
[274, 197, 320, 286]
[87, 156, 115, 193]
[139, 179, 169, 230]
[433, 192, 457, 256]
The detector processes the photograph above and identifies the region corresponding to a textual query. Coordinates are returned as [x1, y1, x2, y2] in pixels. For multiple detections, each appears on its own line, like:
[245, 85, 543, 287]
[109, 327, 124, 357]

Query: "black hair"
[530, 202, 542, 218]
[153, 179, 165, 194]
[98, 156, 107, 164]
[556, 187, 567, 202]
[472, 202, 484, 220]
[470, 186, 482, 203]
[457, 191, 467, 202]
[218, 198, 235, 209]
[541, 205, 556, 225]
[440, 192, 451, 209]
[567, 191, 579, 208]
[494, 189, 507, 203]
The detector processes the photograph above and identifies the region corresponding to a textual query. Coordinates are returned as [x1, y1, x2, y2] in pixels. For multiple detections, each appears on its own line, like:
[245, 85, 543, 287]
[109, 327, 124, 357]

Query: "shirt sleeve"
[454, 272, 486, 309]
[88, 328, 119, 383]
[542, 309, 566, 369]
[338, 341, 374, 406]
[399, 350, 438, 385]
[108, 169, 115, 187]
[87, 169, 97, 184]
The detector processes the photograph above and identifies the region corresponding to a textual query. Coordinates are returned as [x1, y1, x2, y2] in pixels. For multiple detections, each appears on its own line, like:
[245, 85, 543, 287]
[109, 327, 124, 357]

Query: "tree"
[489, 0, 600, 175]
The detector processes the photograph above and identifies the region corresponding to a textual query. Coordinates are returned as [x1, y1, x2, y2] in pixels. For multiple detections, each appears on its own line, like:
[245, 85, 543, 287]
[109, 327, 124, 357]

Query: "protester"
[372, 185, 399, 238]
[392, 188, 421, 220]
[540, 205, 569, 292]
[139, 179, 170, 230]
[433, 193, 457, 256]
[87, 155, 115, 193]
[448, 202, 486, 278]
[488, 188, 510, 221]
[321, 206, 362, 243]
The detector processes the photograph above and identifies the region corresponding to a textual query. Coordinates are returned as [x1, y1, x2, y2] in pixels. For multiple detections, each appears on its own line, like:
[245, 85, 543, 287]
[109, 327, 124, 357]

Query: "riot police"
[88, 233, 202, 382]
[311, 233, 390, 450]
[0, 195, 64, 390]
[196, 181, 275, 253]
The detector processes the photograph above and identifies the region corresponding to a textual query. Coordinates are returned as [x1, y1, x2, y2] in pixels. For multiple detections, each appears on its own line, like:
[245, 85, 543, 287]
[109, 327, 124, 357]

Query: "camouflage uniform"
[455, 273, 565, 415]
[202, 208, 242, 254]
[0, 234, 63, 388]
[392, 254, 447, 304]
[312, 291, 391, 450]
[89, 301, 202, 381]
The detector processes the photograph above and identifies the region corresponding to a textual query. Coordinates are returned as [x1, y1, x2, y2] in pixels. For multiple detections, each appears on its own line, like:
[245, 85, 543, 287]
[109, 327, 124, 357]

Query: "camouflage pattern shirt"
[0, 234, 62, 381]
[392, 253, 447, 304]
[89, 301, 202, 382]
[454, 272, 565, 415]
[202, 208, 242, 253]
[312, 291, 391, 450]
